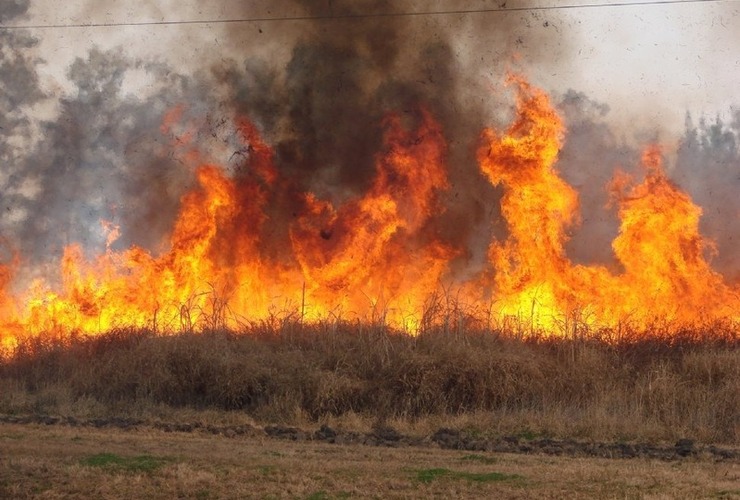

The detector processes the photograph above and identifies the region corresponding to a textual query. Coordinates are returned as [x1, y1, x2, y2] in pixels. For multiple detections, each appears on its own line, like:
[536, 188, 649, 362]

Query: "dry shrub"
[0, 321, 737, 443]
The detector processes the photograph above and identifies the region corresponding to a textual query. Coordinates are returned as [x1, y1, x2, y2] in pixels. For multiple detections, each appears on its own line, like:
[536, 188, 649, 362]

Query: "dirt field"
[1, 422, 738, 499]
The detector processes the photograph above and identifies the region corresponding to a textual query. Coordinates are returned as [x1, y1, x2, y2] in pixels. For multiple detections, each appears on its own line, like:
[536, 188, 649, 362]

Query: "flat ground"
[0, 423, 738, 499]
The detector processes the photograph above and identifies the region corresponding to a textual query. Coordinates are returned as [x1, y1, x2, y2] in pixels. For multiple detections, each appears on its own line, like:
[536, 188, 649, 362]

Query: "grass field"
[1, 323, 738, 444]
[0, 323, 737, 497]
[1, 422, 738, 499]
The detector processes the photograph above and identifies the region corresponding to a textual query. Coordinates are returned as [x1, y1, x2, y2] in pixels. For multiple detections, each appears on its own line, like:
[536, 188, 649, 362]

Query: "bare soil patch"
[1, 414, 738, 462]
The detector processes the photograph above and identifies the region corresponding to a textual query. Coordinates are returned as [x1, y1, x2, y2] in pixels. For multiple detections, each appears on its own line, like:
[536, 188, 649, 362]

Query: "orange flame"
[476, 75, 580, 330]
[289, 108, 453, 327]
[0, 75, 738, 345]
[607, 145, 735, 324]
[475, 76, 739, 332]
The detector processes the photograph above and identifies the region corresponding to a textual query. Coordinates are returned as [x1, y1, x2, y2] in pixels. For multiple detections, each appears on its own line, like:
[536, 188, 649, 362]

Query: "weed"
[415, 467, 522, 484]
[713, 490, 740, 499]
[195, 489, 211, 500]
[517, 429, 538, 440]
[2, 324, 738, 444]
[415, 468, 449, 483]
[461, 453, 497, 464]
[0, 432, 26, 440]
[305, 492, 329, 500]
[79, 452, 170, 473]
[256, 464, 277, 475]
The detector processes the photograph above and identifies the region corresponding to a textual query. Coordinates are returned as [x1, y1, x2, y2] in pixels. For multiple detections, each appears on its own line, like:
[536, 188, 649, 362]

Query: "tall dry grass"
[0, 320, 737, 443]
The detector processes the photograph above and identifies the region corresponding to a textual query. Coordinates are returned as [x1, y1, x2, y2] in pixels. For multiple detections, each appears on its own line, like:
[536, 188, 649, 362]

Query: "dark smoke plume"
[208, 0, 579, 265]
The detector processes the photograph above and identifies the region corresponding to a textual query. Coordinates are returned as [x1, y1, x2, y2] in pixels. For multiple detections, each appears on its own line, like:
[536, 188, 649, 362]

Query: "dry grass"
[0, 321, 737, 445]
[0, 423, 738, 499]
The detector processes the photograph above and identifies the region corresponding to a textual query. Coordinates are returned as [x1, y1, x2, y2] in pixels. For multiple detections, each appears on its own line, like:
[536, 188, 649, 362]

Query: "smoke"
[2, 0, 738, 286]
[0, 0, 30, 23]
[0, 0, 45, 260]
[557, 92, 740, 281]
[674, 112, 740, 282]
[212, 0, 458, 193]
[14, 50, 195, 261]
[206, 0, 582, 265]
[557, 90, 638, 269]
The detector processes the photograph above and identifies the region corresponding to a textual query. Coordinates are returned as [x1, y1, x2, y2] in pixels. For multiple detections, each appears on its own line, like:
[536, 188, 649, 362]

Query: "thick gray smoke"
[15, 50, 198, 259]
[0, 0, 45, 260]
[3, 0, 552, 270]
[0, 0, 30, 23]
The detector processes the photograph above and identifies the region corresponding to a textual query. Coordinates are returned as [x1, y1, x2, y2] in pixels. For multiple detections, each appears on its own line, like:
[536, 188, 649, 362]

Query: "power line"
[0, 0, 731, 30]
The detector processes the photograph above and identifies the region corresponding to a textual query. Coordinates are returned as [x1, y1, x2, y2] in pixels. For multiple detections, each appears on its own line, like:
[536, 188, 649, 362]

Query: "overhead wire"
[0, 0, 732, 30]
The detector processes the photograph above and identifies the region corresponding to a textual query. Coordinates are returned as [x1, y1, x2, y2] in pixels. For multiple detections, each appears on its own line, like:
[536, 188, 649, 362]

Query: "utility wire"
[0, 0, 732, 30]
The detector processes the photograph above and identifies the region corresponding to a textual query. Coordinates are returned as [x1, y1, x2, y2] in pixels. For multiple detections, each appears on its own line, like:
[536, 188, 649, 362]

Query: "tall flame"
[1, 75, 738, 346]
[475, 76, 739, 331]
[476, 75, 580, 330]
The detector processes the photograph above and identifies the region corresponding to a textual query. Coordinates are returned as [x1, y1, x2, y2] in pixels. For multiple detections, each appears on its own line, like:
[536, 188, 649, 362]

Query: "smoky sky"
[1, 0, 44, 260]
[557, 90, 638, 270]
[674, 112, 740, 282]
[1, 0, 738, 284]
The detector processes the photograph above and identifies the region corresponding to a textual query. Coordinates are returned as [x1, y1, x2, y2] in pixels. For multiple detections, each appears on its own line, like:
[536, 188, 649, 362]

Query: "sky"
[14, 0, 740, 139]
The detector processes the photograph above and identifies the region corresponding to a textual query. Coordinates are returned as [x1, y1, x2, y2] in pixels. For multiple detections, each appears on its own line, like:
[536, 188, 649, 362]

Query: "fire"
[289, 108, 453, 328]
[0, 75, 738, 345]
[608, 145, 737, 324]
[476, 75, 580, 330]
[475, 76, 739, 332]
[0, 257, 22, 351]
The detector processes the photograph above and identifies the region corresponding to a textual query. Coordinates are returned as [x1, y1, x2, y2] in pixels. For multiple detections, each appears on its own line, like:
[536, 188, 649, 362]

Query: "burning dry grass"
[0, 321, 737, 445]
[3, 76, 740, 344]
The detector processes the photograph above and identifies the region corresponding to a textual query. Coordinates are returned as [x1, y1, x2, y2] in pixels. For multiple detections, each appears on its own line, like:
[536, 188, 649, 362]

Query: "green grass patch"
[305, 492, 329, 500]
[461, 426, 484, 439]
[79, 452, 170, 473]
[416, 468, 449, 483]
[460, 453, 497, 464]
[305, 492, 351, 500]
[0, 431, 26, 440]
[257, 464, 278, 475]
[415, 467, 521, 484]
[713, 490, 740, 499]
[517, 429, 539, 440]
[195, 489, 212, 500]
